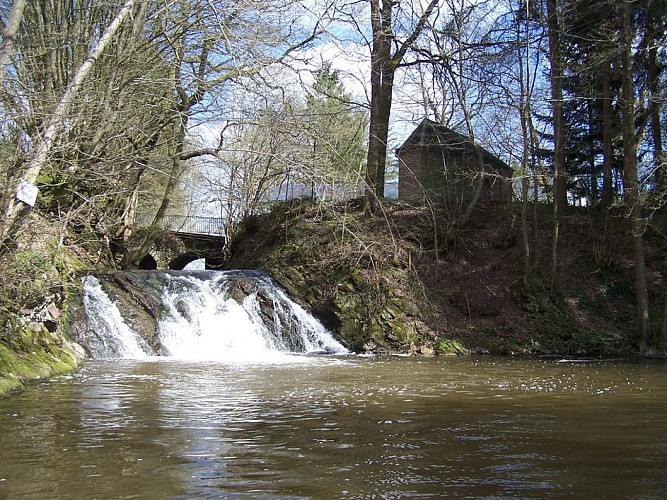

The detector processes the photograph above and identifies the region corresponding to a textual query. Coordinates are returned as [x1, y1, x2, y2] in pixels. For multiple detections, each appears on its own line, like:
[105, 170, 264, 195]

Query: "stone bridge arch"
[168, 252, 203, 270]
[136, 215, 226, 270]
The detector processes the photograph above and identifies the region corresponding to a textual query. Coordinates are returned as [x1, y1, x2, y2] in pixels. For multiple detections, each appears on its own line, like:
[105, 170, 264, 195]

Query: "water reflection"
[1, 357, 667, 498]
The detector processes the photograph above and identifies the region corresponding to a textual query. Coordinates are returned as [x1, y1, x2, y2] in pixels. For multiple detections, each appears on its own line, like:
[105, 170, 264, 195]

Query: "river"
[1, 355, 667, 499]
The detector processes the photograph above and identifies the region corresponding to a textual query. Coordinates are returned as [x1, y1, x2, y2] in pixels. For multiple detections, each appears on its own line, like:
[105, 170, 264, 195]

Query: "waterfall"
[82, 276, 150, 359]
[80, 270, 347, 361]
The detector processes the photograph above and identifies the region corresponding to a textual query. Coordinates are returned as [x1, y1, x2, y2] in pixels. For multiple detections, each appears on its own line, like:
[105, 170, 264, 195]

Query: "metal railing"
[263, 182, 366, 202]
[135, 181, 398, 237]
[136, 214, 225, 236]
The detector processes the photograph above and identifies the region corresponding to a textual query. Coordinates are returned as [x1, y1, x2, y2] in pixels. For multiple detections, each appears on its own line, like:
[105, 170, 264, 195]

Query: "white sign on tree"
[16, 180, 38, 207]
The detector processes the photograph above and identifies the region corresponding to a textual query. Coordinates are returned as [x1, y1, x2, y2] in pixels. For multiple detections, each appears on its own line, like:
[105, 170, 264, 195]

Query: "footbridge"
[136, 214, 226, 270]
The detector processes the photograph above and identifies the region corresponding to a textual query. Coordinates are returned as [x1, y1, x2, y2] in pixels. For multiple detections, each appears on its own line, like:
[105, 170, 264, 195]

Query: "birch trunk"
[0, 0, 137, 242]
[0, 0, 26, 81]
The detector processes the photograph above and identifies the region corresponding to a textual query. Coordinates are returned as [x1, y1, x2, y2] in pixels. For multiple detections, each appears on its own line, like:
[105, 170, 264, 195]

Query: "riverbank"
[1, 198, 664, 397]
[0, 212, 91, 396]
[224, 199, 663, 356]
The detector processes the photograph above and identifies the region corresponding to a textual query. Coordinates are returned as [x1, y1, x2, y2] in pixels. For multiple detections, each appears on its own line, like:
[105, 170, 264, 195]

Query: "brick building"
[396, 118, 512, 204]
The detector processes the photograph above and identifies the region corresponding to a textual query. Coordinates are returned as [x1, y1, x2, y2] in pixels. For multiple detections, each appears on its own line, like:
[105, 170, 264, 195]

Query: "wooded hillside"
[224, 199, 665, 356]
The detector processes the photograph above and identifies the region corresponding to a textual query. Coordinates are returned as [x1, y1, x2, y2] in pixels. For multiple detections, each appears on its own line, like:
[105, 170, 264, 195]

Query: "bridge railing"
[136, 214, 225, 236]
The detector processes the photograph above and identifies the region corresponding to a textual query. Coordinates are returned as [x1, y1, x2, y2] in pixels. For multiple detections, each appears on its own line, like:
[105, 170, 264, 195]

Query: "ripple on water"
[1, 357, 667, 499]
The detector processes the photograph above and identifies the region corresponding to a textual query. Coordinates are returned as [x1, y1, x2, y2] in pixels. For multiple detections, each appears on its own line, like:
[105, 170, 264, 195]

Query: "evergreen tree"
[305, 64, 367, 187]
[560, 0, 623, 207]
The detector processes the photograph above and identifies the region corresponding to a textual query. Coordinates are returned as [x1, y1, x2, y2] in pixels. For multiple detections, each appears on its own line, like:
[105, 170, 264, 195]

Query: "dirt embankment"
[224, 199, 664, 357]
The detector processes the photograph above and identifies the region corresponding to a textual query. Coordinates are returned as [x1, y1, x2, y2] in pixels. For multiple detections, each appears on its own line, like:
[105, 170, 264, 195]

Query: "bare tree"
[504, 0, 546, 277]
[0, 0, 181, 264]
[409, 0, 514, 223]
[131, 0, 322, 264]
[0, 0, 323, 267]
[0, 0, 139, 243]
[434, 0, 496, 227]
[212, 108, 306, 239]
[364, 0, 439, 212]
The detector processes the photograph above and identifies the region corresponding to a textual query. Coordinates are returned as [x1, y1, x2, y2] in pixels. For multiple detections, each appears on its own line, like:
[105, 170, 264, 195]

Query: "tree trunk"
[620, 1, 651, 354]
[519, 97, 532, 277]
[600, 58, 614, 210]
[0, 0, 26, 81]
[364, 0, 438, 213]
[663, 255, 667, 348]
[365, 0, 393, 212]
[546, 0, 567, 286]
[516, 5, 532, 275]
[647, 15, 664, 194]
[646, 11, 666, 346]
[458, 144, 485, 227]
[530, 120, 541, 246]
[133, 116, 188, 265]
[588, 105, 597, 207]
[365, 69, 393, 208]
[546, 0, 567, 214]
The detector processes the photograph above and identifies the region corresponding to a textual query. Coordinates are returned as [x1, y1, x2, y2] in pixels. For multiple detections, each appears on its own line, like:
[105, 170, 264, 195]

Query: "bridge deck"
[136, 214, 225, 236]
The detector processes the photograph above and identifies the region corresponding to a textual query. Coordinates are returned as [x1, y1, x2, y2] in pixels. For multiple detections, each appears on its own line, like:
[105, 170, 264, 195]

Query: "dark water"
[1, 356, 666, 499]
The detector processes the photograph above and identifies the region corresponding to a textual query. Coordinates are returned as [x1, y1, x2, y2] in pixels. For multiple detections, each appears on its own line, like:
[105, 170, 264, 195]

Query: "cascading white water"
[81, 270, 347, 362]
[82, 276, 150, 359]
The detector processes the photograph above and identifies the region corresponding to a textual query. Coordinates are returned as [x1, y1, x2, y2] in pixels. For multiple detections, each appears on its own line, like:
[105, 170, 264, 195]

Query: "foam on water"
[81, 271, 347, 363]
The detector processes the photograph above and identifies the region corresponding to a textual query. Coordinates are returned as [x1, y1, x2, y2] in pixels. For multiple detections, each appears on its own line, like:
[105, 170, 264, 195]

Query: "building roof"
[396, 118, 510, 171]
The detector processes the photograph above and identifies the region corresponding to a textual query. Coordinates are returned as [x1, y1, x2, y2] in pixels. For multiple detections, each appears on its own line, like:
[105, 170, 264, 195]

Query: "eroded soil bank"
[224, 199, 664, 357]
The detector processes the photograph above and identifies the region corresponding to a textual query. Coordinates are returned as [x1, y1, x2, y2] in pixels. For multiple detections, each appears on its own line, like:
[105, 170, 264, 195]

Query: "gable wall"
[398, 147, 512, 203]
[397, 149, 423, 201]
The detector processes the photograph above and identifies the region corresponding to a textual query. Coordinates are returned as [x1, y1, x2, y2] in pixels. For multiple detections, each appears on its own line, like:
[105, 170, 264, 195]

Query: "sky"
[185, 0, 534, 218]
[191, 0, 452, 151]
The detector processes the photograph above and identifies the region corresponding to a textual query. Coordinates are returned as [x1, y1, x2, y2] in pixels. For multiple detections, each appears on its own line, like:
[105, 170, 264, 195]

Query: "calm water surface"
[1, 356, 666, 499]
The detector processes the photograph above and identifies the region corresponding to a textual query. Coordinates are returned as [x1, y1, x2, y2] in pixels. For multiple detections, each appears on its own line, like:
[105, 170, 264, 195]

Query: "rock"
[419, 345, 435, 356]
[112, 272, 162, 318]
[229, 278, 255, 303]
[46, 303, 61, 322]
[175, 300, 193, 322]
[363, 339, 378, 351]
[91, 272, 162, 353]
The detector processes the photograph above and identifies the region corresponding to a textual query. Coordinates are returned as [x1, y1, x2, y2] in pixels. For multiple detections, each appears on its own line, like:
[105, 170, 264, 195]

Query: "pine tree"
[305, 64, 367, 187]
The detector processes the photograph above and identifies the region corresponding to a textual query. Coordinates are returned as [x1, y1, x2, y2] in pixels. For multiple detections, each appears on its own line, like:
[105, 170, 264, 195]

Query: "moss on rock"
[437, 339, 470, 356]
[0, 212, 95, 397]
[0, 330, 85, 397]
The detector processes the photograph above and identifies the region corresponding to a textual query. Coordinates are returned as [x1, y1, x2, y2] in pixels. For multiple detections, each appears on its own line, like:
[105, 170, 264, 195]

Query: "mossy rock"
[0, 338, 85, 398]
[437, 339, 470, 356]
